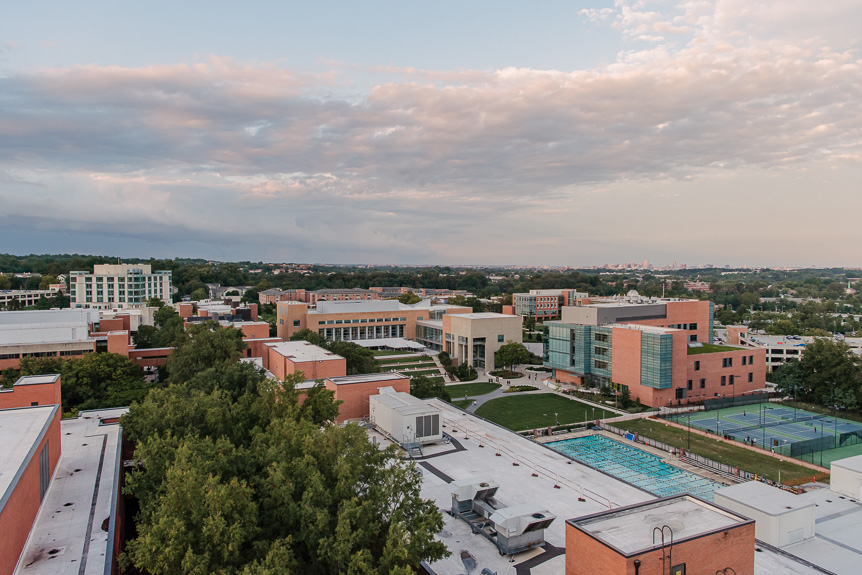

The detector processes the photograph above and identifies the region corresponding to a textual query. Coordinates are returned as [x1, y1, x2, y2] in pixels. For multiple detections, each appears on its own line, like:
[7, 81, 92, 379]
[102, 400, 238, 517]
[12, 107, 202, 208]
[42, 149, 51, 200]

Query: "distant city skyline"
[1, 1, 861, 267]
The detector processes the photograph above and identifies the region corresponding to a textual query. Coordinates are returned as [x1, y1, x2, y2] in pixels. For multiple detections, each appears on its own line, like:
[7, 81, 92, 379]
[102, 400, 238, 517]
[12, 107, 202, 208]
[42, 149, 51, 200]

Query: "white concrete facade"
[69, 264, 171, 310]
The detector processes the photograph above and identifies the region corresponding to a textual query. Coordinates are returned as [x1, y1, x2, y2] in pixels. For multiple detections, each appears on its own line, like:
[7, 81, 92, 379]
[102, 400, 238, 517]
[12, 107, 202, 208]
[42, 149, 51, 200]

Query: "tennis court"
[667, 403, 862, 466]
[548, 434, 724, 502]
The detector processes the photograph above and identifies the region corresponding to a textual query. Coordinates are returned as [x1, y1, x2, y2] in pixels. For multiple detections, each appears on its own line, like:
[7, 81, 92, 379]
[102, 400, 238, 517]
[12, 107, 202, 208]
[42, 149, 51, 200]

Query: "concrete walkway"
[459, 385, 554, 414]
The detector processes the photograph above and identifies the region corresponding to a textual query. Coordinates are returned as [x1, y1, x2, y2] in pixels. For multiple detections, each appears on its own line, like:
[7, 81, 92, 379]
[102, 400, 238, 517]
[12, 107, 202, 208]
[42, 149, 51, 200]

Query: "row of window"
[320, 317, 408, 325]
[686, 372, 754, 390]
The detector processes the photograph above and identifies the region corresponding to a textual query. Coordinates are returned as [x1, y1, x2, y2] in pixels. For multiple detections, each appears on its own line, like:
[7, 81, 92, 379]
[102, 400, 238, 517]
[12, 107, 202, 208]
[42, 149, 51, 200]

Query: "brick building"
[566, 495, 755, 575]
[544, 295, 766, 407]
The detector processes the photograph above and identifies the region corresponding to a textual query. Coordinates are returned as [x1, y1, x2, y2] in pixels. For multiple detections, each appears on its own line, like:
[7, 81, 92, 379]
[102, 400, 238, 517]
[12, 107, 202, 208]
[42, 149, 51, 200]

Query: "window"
[687, 380, 692, 390]
[700, 378, 706, 389]
[694, 360, 700, 371]
[293, 320, 300, 327]
[722, 358, 733, 368]
[748, 372, 753, 383]
[742, 356, 747, 366]
[688, 334, 697, 342]
[729, 375, 735, 385]
[721, 375, 727, 386]
[498, 334, 504, 342]
[594, 360, 608, 370]
[595, 333, 609, 343]
[749, 355, 754, 364]
[594, 346, 608, 356]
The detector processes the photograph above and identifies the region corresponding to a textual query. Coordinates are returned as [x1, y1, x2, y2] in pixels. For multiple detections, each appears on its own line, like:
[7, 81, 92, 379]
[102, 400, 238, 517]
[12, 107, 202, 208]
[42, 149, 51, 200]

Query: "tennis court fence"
[783, 429, 862, 458]
[703, 392, 769, 411]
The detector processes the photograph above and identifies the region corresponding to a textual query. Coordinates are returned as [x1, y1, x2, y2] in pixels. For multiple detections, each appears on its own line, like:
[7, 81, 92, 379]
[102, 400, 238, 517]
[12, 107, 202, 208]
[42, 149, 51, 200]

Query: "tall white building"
[69, 264, 172, 310]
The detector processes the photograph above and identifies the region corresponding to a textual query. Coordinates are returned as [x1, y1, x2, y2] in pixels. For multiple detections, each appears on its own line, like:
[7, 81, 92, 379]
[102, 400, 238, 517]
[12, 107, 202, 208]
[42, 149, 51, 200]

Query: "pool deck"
[386, 400, 830, 575]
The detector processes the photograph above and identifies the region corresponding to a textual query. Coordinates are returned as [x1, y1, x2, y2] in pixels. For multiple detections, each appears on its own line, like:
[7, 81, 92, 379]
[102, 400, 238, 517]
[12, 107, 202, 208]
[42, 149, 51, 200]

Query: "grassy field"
[372, 350, 415, 357]
[377, 357, 431, 365]
[475, 394, 614, 431]
[616, 419, 823, 483]
[451, 399, 473, 409]
[446, 381, 501, 397]
[402, 369, 443, 376]
[378, 362, 437, 370]
[425, 377, 444, 384]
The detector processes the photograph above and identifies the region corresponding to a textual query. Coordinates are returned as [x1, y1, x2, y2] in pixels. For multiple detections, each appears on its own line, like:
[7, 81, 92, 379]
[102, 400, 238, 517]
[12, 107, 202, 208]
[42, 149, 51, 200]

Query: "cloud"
[1, 1, 861, 264]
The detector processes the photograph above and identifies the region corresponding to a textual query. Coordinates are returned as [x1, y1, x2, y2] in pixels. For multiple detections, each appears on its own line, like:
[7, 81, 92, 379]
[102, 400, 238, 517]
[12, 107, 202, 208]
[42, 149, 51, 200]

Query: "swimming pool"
[547, 434, 724, 502]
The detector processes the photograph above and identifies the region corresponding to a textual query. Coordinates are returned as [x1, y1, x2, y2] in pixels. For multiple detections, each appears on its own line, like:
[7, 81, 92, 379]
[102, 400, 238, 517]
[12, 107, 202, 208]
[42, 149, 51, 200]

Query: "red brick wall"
[567, 520, 754, 575]
[178, 303, 194, 318]
[107, 331, 131, 356]
[238, 322, 269, 340]
[0, 408, 61, 575]
[0, 376, 62, 409]
[327, 377, 411, 422]
[129, 348, 173, 368]
[726, 325, 747, 345]
[684, 348, 766, 404]
[611, 327, 642, 391]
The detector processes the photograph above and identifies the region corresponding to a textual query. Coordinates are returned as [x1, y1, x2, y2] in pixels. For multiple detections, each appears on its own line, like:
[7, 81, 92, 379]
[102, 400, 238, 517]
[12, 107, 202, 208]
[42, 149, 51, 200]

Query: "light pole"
[828, 380, 838, 449]
[761, 405, 774, 447]
[687, 413, 691, 451]
[592, 407, 595, 423]
[820, 420, 825, 467]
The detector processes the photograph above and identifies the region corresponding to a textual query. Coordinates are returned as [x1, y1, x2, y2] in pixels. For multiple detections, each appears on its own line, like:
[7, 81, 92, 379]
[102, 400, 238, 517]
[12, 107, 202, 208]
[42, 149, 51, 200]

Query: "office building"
[544, 294, 766, 407]
[513, 289, 589, 321]
[69, 264, 171, 310]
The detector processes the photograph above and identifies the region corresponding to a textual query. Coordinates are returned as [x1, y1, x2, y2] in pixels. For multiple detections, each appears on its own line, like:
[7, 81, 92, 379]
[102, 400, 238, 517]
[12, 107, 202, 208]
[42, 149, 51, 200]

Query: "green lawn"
[616, 419, 823, 484]
[377, 357, 430, 365]
[372, 350, 416, 357]
[475, 394, 613, 431]
[446, 381, 501, 397]
[687, 343, 743, 355]
[379, 362, 437, 370]
[402, 369, 444, 376]
[425, 377, 444, 384]
[451, 399, 473, 409]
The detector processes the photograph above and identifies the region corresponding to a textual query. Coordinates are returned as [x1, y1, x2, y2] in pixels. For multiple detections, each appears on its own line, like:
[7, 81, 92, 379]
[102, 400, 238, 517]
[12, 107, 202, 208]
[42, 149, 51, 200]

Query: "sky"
[1, 0, 861, 267]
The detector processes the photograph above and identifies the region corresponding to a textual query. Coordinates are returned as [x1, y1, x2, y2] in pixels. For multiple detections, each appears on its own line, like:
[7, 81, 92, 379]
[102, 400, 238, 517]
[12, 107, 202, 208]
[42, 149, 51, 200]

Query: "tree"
[410, 375, 451, 402]
[120, 345, 448, 574]
[190, 287, 208, 301]
[38, 275, 58, 290]
[147, 297, 165, 308]
[1, 367, 19, 388]
[164, 322, 246, 384]
[0, 274, 11, 290]
[796, 338, 862, 405]
[494, 341, 531, 371]
[241, 288, 259, 304]
[619, 386, 633, 409]
[398, 291, 422, 305]
[225, 289, 240, 296]
[289, 327, 327, 347]
[61, 352, 151, 411]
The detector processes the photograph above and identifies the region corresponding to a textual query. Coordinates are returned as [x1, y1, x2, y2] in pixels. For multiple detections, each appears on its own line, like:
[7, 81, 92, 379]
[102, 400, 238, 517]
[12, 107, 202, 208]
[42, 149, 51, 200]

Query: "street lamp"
[761, 405, 774, 447]
[820, 420, 825, 467]
[687, 413, 692, 451]
[592, 407, 595, 423]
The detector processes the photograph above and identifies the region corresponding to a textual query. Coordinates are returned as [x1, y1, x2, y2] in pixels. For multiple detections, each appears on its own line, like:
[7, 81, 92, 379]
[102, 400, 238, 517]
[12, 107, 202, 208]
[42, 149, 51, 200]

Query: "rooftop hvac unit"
[448, 478, 555, 556]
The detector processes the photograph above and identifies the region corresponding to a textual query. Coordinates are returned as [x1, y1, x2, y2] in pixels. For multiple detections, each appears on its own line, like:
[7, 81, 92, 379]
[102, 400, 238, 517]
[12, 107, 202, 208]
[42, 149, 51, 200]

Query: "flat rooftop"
[12, 374, 61, 386]
[831, 453, 862, 473]
[447, 312, 518, 320]
[313, 300, 401, 314]
[404, 401, 824, 575]
[569, 495, 750, 556]
[15, 408, 128, 575]
[265, 341, 343, 362]
[607, 322, 678, 335]
[327, 372, 409, 385]
[715, 481, 814, 515]
[0, 406, 57, 506]
[774, 487, 862, 574]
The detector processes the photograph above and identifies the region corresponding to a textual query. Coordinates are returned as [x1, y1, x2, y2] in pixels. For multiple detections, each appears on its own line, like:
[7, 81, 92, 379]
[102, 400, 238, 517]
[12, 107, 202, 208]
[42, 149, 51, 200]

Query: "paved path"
[458, 385, 554, 414]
